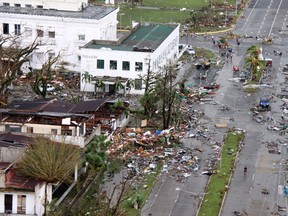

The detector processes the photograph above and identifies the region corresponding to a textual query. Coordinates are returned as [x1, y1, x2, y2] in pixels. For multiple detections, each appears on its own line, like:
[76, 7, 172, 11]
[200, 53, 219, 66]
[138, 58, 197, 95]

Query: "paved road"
[142, 1, 288, 215]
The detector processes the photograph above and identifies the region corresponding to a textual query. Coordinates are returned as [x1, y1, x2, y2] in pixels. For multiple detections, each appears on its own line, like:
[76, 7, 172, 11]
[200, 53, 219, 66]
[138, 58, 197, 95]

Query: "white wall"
[0, 7, 119, 72]
[0, 0, 88, 11]
[0, 192, 35, 215]
[35, 183, 52, 216]
[80, 24, 180, 94]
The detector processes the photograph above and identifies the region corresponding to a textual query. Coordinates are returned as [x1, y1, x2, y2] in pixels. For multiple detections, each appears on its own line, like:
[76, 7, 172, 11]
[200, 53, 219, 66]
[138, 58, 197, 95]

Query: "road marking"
[168, 209, 173, 216]
[175, 194, 180, 203]
[268, 0, 283, 37]
[252, 174, 255, 180]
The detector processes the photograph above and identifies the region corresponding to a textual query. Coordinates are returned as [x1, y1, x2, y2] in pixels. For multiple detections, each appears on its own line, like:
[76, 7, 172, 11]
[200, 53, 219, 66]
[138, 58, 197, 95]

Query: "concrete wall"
[0, 7, 119, 72]
[0, 191, 35, 215]
[0, 146, 25, 163]
[80, 24, 180, 94]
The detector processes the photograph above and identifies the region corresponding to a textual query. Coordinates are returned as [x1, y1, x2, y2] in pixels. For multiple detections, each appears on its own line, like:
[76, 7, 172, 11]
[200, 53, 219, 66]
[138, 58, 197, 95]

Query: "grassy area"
[198, 130, 244, 216]
[118, 8, 190, 29]
[142, 0, 209, 9]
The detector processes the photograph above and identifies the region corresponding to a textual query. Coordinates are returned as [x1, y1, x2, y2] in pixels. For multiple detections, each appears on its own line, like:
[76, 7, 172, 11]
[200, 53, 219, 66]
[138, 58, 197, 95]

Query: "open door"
[4, 194, 13, 213]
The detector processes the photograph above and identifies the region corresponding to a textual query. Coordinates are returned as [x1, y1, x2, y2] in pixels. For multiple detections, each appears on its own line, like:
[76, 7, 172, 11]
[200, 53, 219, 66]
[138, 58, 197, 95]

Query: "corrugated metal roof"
[85, 24, 177, 52]
[69, 98, 107, 113]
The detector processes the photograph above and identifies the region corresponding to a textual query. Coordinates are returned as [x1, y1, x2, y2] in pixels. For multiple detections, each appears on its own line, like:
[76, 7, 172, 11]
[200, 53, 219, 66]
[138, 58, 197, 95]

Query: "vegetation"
[198, 130, 244, 216]
[17, 138, 81, 216]
[244, 44, 266, 82]
[85, 135, 111, 171]
[0, 36, 38, 106]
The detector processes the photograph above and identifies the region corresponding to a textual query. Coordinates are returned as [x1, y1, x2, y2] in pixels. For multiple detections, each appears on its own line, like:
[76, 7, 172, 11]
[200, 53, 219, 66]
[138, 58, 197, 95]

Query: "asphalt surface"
[142, 0, 288, 215]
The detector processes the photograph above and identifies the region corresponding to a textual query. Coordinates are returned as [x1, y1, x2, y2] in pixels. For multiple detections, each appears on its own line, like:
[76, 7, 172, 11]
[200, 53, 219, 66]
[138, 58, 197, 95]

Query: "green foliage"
[85, 135, 111, 170]
[139, 92, 158, 119]
[17, 137, 81, 183]
[198, 131, 244, 216]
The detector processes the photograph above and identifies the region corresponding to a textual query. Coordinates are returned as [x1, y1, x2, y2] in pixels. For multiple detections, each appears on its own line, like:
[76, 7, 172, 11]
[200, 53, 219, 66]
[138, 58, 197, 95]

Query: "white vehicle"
[187, 45, 195, 55]
[39, 84, 55, 92]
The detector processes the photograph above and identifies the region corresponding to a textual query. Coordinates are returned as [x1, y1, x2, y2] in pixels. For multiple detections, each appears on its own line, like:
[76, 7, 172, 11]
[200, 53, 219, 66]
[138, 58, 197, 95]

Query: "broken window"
[110, 60, 117, 70]
[27, 127, 33, 134]
[17, 195, 26, 214]
[5, 125, 21, 132]
[61, 129, 72, 136]
[135, 62, 143, 71]
[37, 29, 44, 37]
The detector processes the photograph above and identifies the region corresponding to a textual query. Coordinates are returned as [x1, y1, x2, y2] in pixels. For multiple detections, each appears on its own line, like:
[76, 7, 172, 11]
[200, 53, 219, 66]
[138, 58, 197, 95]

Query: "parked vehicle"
[187, 45, 195, 55]
[39, 84, 55, 92]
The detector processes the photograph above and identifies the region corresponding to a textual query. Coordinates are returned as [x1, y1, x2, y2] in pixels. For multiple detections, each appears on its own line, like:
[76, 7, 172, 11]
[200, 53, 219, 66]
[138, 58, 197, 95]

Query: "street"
[142, 0, 288, 215]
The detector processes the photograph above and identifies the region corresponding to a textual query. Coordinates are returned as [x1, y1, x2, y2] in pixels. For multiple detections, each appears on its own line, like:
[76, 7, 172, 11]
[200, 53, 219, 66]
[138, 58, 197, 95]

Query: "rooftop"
[84, 24, 178, 52]
[0, 5, 117, 20]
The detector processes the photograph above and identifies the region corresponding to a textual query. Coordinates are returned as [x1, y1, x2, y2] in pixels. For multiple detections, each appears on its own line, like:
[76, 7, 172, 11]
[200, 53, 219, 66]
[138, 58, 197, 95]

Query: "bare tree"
[0, 36, 38, 106]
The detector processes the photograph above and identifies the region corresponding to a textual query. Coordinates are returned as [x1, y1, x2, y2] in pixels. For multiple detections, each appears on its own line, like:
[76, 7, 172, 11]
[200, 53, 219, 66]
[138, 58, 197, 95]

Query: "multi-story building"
[0, 0, 119, 72]
[80, 23, 180, 94]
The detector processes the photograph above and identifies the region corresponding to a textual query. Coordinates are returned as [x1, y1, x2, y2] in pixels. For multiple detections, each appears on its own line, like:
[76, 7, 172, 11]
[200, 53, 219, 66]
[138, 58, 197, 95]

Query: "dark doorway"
[5, 194, 13, 213]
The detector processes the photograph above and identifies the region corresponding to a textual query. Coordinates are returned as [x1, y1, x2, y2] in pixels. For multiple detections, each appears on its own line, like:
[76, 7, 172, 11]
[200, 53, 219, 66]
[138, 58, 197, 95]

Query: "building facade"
[0, 0, 119, 73]
[80, 23, 180, 94]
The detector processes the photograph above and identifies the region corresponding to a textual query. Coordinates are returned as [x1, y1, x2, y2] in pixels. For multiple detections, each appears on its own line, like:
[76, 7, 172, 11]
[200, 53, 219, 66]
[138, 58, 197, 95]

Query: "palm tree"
[246, 44, 261, 58]
[81, 71, 93, 92]
[124, 78, 135, 96]
[17, 138, 81, 216]
[244, 55, 265, 81]
[114, 78, 124, 95]
[94, 77, 105, 95]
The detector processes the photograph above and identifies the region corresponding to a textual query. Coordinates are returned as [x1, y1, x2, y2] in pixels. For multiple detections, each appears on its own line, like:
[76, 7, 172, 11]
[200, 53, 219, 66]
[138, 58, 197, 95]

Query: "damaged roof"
[69, 98, 107, 113]
[0, 132, 34, 146]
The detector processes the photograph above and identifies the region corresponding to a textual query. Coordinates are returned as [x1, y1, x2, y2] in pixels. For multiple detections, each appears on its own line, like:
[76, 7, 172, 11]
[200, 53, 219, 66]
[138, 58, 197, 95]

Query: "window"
[36, 5, 43, 9]
[27, 127, 33, 134]
[97, 59, 104, 69]
[135, 62, 143, 71]
[78, 34, 85, 41]
[25, 4, 32, 8]
[3, 3, 10, 6]
[14, 24, 21, 35]
[37, 29, 44, 37]
[48, 31, 55, 38]
[110, 60, 117, 70]
[5, 125, 21, 132]
[14, 3, 21, 7]
[61, 129, 72, 136]
[122, 61, 130, 71]
[17, 195, 26, 214]
[134, 79, 142, 90]
[78, 55, 81, 62]
[3, 23, 9, 34]
[51, 129, 57, 135]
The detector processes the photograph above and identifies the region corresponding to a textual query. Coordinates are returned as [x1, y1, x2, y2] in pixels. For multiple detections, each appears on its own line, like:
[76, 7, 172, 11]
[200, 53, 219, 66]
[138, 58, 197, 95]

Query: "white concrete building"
[0, 0, 119, 73]
[80, 23, 180, 94]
